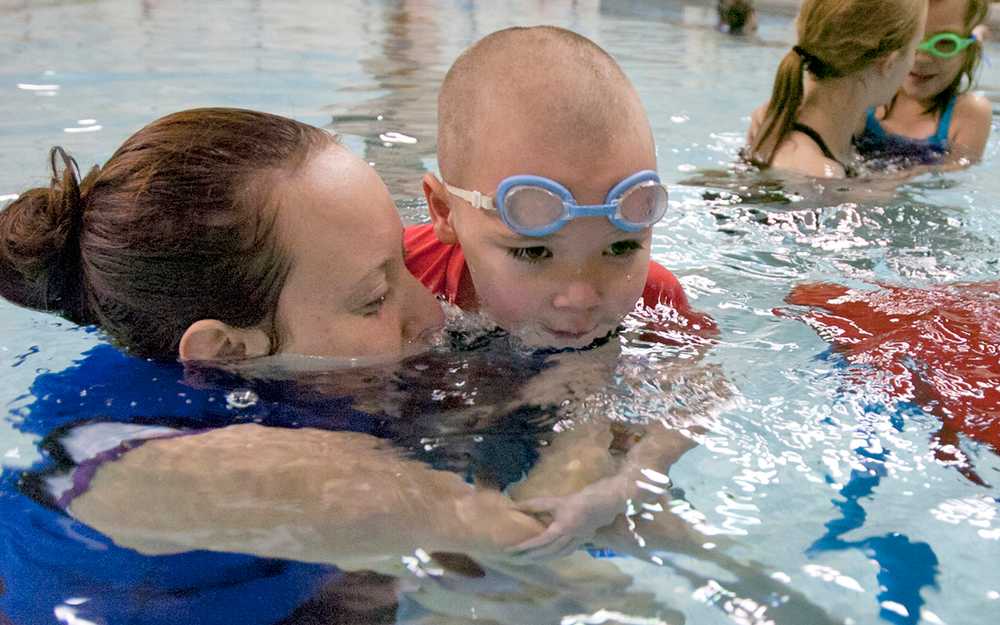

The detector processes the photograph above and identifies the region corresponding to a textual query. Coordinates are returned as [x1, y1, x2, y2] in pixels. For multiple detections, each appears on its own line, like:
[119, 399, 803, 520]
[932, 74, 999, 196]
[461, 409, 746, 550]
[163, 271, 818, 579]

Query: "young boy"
[404, 25, 708, 351]
[404, 26, 715, 558]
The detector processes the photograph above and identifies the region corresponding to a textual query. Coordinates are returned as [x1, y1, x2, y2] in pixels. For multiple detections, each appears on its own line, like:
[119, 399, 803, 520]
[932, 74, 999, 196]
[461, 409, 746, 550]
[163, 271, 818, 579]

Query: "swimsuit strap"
[864, 107, 889, 139]
[791, 122, 856, 176]
[932, 95, 958, 146]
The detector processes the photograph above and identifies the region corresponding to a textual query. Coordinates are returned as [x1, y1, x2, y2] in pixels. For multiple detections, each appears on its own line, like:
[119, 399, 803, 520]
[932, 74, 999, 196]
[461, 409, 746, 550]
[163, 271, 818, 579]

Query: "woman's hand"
[508, 473, 630, 561]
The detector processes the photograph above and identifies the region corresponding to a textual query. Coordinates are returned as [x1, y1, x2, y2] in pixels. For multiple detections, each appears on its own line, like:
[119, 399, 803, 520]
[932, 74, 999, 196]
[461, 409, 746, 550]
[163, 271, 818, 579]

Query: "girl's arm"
[945, 92, 993, 166]
[746, 103, 768, 146]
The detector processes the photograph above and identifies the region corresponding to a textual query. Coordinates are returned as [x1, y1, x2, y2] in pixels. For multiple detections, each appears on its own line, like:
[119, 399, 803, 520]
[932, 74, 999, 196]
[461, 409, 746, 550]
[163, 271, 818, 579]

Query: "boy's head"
[423, 26, 660, 348]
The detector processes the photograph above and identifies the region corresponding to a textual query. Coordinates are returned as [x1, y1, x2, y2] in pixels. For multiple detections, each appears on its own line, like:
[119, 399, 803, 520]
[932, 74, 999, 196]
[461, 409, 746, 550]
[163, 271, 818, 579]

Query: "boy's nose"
[552, 279, 601, 311]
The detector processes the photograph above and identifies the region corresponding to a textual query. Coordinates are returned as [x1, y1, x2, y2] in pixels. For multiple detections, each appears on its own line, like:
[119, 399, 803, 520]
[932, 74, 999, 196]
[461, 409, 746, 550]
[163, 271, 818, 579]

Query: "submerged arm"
[69, 423, 545, 568]
[508, 356, 732, 559]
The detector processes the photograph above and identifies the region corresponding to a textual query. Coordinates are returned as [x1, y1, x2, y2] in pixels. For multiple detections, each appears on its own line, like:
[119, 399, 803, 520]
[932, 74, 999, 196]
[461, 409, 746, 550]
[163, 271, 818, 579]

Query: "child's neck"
[796, 77, 869, 163]
[884, 89, 940, 122]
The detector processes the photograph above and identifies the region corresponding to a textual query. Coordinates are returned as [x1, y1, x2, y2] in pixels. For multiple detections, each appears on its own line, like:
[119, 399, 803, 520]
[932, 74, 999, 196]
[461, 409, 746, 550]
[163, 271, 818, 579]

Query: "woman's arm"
[69, 423, 545, 569]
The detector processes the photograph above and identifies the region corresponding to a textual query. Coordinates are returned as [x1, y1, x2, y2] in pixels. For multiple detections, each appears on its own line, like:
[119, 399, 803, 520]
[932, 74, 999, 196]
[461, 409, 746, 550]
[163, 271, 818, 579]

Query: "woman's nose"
[401, 272, 445, 342]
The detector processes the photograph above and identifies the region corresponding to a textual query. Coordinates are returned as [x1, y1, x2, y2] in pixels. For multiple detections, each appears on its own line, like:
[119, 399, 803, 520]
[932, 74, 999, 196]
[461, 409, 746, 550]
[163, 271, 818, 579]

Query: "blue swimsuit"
[0, 341, 557, 625]
[854, 96, 957, 166]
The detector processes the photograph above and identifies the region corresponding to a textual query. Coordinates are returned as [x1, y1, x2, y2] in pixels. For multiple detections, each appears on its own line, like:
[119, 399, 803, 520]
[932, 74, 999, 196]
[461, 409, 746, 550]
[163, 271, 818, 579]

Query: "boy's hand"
[508, 474, 629, 561]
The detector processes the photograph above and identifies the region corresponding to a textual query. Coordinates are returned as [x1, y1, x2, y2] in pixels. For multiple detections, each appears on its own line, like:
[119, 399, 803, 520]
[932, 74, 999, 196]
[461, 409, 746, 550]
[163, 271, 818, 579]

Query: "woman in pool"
[855, 0, 992, 168]
[0, 108, 444, 361]
[0, 108, 550, 623]
[0, 108, 840, 625]
[746, 0, 927, 178]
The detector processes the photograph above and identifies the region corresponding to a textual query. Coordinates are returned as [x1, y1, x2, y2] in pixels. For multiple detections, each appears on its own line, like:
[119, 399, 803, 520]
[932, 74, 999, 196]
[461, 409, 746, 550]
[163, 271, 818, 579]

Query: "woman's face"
[903, 0, 971, 102]
[271, 145, 444, 359]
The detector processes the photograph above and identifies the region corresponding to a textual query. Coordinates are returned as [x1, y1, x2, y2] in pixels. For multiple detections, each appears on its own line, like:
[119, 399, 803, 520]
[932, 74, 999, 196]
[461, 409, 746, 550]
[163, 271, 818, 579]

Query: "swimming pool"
[2, 1, 999, 624]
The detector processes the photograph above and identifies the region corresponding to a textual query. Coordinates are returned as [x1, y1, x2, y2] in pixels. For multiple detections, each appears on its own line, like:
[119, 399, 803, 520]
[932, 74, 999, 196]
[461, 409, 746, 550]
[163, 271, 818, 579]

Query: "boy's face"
[435, 120, 657, 349]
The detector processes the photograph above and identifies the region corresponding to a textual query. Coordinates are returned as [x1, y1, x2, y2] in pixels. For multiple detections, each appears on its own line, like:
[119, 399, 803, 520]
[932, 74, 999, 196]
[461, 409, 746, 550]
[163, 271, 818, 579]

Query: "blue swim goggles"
[444, 170, 668, 237]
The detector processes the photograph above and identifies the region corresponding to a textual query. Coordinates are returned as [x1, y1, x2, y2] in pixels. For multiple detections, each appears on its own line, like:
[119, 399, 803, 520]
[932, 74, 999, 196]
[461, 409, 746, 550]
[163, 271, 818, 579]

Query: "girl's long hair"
[749, 0, 925, 166]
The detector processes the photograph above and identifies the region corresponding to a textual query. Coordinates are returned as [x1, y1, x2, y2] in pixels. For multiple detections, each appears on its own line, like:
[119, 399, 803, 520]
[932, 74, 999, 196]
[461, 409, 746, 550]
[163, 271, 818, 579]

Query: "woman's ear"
[178, 320, 271, 362]
[423, 173, 459, 245]
[874, 49, 902, 78]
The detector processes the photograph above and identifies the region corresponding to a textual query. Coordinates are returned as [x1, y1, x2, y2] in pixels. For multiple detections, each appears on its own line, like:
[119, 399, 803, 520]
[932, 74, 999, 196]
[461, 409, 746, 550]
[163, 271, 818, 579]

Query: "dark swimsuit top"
[791, 122, 858, 178]
[854, 96, 956, 167]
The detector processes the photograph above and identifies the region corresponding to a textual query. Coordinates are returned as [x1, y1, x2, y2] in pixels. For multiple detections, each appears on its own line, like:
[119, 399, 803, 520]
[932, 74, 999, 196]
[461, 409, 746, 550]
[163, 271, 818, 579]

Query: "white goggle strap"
[444, 182, 495, 212]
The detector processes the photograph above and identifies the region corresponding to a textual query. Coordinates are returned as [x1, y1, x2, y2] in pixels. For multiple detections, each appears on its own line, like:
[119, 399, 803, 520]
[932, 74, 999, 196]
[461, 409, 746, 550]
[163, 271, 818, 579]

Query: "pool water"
[2, 1, 999, 624]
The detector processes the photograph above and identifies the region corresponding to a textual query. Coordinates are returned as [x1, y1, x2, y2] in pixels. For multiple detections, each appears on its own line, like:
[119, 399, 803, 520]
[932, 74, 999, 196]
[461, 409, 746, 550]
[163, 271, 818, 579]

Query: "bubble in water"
[226, 389, 259, 410]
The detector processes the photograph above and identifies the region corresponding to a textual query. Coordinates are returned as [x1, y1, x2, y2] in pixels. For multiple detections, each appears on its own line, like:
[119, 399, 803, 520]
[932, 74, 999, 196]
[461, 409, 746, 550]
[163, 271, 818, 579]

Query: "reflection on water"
[2, 1, 1000, 625]
[327, 0, 445, 203]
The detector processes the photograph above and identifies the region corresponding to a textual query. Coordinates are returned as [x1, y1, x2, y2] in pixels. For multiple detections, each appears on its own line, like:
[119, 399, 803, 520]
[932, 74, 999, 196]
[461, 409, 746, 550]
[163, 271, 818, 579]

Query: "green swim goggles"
[917, 32, 977, 59]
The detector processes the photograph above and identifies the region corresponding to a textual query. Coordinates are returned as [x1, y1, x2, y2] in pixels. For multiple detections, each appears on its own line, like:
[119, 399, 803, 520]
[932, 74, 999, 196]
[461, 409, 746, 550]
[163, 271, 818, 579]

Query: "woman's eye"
[605, 240, 643, 257]
[507, 246, 553, 263]
[361, 294, 387, 317]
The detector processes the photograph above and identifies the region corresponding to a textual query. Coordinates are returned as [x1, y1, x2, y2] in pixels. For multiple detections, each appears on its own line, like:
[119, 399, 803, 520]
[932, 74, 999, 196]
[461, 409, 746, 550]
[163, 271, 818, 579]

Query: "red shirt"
[785, 281, 1000, 483]
[403, 223, 711, 329]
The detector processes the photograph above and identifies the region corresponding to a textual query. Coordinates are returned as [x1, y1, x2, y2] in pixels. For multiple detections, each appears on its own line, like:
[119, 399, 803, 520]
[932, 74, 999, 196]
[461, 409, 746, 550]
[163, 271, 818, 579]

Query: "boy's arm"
[509, 363, 732, 560]
[69, 423, 545, 568]
[509, 423, 696, 560]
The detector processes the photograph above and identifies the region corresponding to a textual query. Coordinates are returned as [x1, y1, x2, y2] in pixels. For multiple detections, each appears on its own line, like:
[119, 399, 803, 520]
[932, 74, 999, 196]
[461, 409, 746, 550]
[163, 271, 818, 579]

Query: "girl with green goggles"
[854, 0, 992, 170]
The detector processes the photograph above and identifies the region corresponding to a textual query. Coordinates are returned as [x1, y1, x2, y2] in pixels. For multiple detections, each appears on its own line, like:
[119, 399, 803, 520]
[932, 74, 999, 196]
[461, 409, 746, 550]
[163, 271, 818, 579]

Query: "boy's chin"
[513, 324, 614, 351]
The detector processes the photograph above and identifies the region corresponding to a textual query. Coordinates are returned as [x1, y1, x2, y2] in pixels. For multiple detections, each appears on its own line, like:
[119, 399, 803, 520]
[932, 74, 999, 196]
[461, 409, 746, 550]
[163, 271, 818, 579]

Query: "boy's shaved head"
[437, 26, 654, 186]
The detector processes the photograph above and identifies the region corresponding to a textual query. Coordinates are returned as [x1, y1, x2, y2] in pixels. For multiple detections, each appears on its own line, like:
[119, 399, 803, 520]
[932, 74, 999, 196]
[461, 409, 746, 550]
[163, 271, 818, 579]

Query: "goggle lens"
[504, 186, 566, 231]
[934, 38, 959, 55]
[919, 33, 975, 59]
[618, 182, 668, 227]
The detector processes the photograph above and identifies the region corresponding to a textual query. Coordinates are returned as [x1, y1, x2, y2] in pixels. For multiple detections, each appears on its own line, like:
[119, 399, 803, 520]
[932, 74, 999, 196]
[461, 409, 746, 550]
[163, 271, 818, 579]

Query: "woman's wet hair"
[749, 0, 925, 166]
[0, 108, 335, 359]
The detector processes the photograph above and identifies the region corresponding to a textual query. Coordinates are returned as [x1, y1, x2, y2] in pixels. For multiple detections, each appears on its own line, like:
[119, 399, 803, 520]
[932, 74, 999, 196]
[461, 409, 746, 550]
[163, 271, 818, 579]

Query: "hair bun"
[0, 147, 97, 323]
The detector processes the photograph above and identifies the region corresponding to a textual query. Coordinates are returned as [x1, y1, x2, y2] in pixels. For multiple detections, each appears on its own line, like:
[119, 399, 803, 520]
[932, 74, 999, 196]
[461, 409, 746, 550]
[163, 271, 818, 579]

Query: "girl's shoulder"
[949, 92, 992, 161]
[952, 92, 992, 125]
[772, 132, 847, 179]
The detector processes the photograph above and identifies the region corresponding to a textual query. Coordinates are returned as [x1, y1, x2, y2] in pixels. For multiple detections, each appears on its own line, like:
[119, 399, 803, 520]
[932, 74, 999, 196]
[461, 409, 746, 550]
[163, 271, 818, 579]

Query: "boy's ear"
[178, 319, 271, 362]
[423, 173, 459, 245]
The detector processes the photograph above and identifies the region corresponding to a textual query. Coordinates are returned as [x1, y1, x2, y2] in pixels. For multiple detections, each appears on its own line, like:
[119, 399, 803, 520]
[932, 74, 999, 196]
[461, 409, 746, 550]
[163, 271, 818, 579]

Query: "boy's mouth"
[543, 324, 599, 341]
[909, 71, 937, 83]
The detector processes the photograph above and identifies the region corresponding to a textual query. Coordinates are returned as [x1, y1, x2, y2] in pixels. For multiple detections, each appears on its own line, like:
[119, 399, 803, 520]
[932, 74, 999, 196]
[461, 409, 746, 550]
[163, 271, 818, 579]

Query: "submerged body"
[786, 281, 1000, 483]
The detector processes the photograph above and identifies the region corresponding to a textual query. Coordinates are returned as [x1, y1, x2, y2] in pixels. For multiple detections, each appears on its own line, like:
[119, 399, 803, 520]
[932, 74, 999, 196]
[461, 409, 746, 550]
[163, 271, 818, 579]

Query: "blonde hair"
[749, 0, 925, 166]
